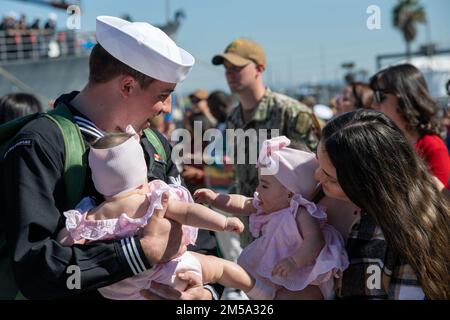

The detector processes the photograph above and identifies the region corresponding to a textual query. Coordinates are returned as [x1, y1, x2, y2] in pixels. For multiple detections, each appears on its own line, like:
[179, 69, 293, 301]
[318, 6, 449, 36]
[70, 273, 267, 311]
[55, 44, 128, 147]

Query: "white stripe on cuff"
[125, 237, 144, 274]
[130, 236, 146, 272]
[120, 238, 141, 275]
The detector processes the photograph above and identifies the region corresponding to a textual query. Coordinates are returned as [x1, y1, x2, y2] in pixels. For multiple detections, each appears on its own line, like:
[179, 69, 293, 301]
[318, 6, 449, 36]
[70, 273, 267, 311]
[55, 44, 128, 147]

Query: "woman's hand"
[193, 188, 218, 205]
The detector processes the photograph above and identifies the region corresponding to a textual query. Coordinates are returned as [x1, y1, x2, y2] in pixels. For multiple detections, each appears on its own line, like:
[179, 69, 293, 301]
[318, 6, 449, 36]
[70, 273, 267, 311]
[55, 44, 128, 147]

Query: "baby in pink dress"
[195, 136, 349, 300]
[57, 126, 253, 300]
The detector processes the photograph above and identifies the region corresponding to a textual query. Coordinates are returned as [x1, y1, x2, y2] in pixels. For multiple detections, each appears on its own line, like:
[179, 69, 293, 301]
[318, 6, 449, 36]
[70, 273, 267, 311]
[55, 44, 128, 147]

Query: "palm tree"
[392, 0, 426, 60]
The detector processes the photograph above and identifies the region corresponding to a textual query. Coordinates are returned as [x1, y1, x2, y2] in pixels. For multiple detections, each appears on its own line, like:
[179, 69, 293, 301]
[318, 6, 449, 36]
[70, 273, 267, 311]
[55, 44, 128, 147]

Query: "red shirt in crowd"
[415, 134, 450, 189]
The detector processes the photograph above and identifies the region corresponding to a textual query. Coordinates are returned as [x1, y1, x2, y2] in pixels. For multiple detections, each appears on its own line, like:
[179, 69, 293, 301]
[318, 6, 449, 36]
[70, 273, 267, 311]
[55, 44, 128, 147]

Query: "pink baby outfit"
[64, 179, 201, 300]
[238, 192, 349, 300]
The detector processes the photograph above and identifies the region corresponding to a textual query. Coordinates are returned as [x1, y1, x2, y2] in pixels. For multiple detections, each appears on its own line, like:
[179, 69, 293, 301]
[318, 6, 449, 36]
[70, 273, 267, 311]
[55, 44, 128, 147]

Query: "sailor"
[1, 16, 221, 300]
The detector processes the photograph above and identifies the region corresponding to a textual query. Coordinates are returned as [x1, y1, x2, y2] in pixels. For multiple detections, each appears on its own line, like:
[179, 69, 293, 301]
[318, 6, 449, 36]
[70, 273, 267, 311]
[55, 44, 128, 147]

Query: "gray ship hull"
[0, 55, 89, 107]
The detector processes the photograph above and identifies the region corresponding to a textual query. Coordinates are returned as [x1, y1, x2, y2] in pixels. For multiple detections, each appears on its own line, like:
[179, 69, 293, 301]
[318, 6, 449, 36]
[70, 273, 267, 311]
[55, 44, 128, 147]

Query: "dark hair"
[370, 64, 440, 136]
[0, 93, 43, 124]
[322, 109, 450, 299]
[349, 82, 373, 109]
[207, 90, 232, 123]
[91, 132, 133, 149]
[89, 44, 154, 89]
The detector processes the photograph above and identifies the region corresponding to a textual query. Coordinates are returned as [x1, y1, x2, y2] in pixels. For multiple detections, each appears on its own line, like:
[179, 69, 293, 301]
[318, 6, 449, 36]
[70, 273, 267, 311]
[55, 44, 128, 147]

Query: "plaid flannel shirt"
[336, 212, 426, 300]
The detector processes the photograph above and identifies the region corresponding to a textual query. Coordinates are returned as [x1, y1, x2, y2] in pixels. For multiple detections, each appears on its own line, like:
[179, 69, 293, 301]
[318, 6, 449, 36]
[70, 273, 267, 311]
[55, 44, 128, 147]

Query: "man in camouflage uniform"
[212, 38, 320, 247]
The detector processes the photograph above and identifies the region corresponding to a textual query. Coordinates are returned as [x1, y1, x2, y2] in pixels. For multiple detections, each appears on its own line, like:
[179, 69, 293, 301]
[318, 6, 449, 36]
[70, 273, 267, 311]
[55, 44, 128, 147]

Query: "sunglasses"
[190, 97, 202, 104]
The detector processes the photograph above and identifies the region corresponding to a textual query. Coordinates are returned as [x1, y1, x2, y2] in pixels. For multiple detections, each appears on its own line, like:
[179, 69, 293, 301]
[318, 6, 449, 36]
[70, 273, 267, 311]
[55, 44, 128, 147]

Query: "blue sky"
[2, 0, 450, 95]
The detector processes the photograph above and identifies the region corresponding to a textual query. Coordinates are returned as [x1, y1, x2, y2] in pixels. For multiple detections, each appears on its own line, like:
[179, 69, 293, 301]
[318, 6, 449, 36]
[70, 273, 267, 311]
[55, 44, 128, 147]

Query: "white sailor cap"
[96, 16, 195, 84]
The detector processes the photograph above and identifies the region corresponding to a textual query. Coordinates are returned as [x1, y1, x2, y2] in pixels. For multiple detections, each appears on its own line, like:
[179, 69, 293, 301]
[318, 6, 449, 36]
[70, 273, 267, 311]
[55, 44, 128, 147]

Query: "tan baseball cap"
[212, 38, 266, 67]
[189, 89, 209, 101]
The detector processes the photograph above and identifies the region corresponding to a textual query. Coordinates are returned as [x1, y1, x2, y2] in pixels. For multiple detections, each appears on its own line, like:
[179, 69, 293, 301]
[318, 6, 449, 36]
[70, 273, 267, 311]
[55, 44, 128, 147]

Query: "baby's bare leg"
[190, 252, 255, 292]
[57, 228, 87, 246]
[275, 286, 324, 300]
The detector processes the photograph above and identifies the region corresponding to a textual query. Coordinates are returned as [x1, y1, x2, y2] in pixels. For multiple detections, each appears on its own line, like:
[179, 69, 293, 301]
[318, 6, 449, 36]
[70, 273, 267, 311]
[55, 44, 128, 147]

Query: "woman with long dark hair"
[315, 109, 449, 299]
[370, 64, 450, 188]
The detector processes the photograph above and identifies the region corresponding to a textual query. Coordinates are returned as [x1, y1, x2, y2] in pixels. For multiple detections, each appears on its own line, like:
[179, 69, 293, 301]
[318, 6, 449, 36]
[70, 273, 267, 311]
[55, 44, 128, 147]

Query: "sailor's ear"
[120, 75, 136, 97]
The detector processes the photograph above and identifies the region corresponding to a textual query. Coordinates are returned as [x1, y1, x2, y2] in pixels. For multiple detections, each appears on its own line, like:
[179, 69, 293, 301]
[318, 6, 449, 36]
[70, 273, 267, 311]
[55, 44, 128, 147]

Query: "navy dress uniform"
[0, 16, 222, 299]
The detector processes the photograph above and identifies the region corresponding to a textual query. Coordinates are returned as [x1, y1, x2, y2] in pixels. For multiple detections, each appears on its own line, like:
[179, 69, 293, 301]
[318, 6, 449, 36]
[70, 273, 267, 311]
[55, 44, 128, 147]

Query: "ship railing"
[0, 29, 96, 63]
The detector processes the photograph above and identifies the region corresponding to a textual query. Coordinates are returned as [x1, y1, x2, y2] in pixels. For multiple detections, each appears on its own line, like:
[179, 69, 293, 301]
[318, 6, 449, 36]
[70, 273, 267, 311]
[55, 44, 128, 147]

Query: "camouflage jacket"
[225, 89, 320, 246]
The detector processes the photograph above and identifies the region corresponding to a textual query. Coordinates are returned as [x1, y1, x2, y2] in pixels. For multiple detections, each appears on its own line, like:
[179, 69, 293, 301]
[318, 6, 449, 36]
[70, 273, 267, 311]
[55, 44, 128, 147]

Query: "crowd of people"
[0, 15, 449, 301]
[0, 11, 58, 32]
[0, 11, 77, 60]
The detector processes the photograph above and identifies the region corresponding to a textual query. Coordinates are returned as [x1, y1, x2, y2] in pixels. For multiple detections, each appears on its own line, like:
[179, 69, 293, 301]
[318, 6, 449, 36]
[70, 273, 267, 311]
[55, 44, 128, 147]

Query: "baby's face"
[256, 173, 291, 214]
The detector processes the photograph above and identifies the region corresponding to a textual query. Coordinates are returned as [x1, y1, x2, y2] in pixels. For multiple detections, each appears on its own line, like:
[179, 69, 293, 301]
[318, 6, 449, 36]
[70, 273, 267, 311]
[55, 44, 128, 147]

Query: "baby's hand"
[272, 257, 298, 278]
[224, 217, 244, 233]
[193, 188, 218, 205]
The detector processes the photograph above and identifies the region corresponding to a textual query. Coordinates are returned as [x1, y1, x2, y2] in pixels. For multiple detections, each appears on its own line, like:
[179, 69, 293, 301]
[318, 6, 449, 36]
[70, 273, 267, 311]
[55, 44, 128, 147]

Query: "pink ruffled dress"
[63, 180, 201, 300]
[238, 192, 349, 300]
